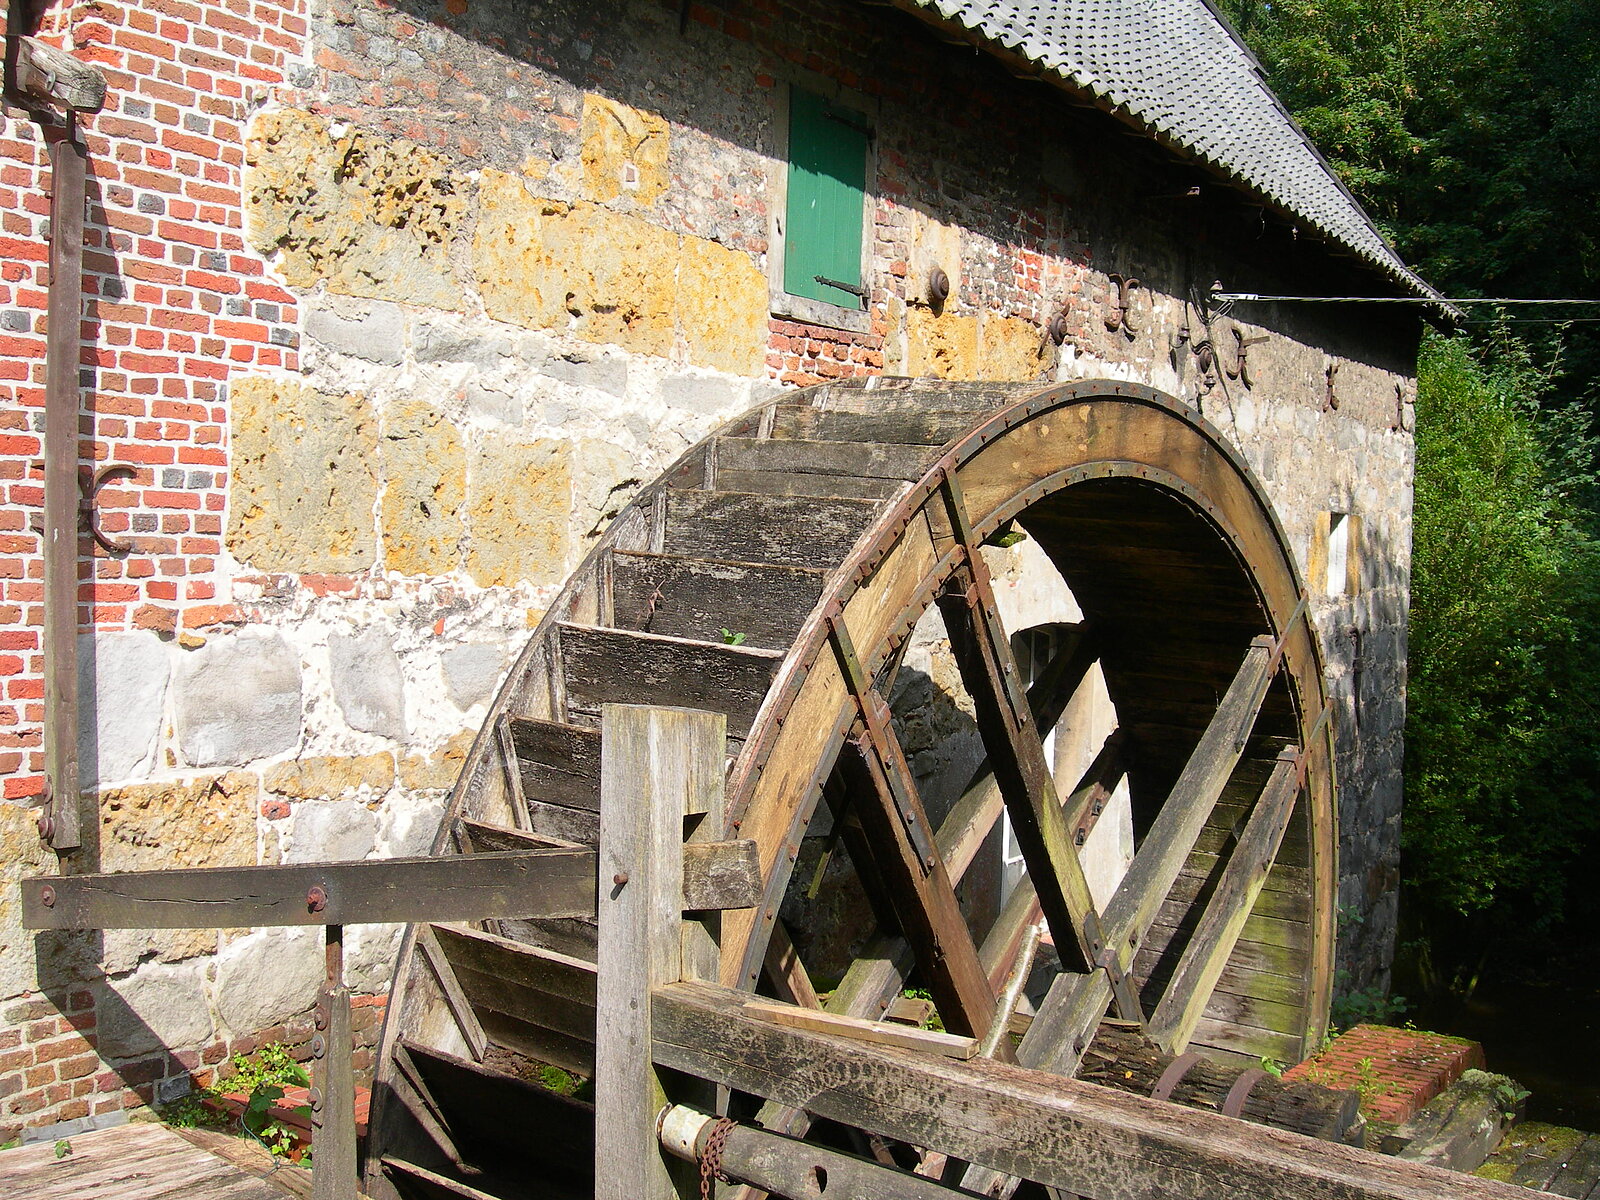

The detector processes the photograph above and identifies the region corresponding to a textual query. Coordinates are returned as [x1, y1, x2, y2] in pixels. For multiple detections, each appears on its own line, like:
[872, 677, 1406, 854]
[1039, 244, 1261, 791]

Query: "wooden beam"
[960, 644, 1277, 1197]
[22, 850, 594, 930]
[742, 999, 978, 1059]
[935, 624, 1098, 882]
[978, 732, 1127, 986]
[594, 703, 724, 1200]
[652, 981, 1532, 1200]
[935, 485, 1103, 980]
[838, 728, 998, 1042]
[1146, 751, 1301, 1053]
[22, 840, 760, 930]
[1101, 637, 1277, 966]
[15, 37, 106, 110]
[763, 920, 821, 1008]
[40, 132, 87, 853]
[312, 926, 357, 1200]
[738, 648, 1105, 1179]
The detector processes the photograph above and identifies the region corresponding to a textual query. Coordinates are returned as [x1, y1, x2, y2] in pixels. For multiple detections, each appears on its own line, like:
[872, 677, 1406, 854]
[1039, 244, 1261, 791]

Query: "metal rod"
[979, 920, 1042, 1060]
[41, 125, 86, 853]
[1216, 293, 1600, 305]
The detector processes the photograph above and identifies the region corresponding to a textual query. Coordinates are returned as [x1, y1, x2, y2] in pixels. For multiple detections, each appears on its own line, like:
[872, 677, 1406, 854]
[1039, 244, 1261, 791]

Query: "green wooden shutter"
[784, 87, 868, 309]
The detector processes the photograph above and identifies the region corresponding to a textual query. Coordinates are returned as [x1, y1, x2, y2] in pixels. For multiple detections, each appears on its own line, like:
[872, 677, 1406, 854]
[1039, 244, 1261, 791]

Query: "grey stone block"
[305, 302, 405, 364]
[286, 798, 378, 863]
[329, 628, 407, 739]
[79, 630, 169, 786]
[442, 641, 505, 710]
[662, 373, 743, 416]
[377, 793, 446, 859]
[100, 961, 214, 1060]
[464, 383, 524, 426]
[212, 927, 322, 1037]
[541, 352, 628, 398]
[175, 631, 302, 767]
[414, 320, 511, 367]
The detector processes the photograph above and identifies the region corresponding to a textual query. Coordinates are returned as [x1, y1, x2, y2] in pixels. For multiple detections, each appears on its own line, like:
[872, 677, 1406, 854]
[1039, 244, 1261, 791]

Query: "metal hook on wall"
[82, 464, 138, 554]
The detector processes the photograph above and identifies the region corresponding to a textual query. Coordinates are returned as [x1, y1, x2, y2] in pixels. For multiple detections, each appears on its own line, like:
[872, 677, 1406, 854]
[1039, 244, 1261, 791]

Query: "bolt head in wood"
[39, 884, 55, 908]
[306, 885, 327, 913]
[613, 872, 629, 887]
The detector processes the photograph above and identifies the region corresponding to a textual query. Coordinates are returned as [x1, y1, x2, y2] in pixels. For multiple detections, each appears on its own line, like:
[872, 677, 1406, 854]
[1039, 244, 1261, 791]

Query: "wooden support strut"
[312, 924, 357, 1200]
[653, 980, 1531, 1200]
[934, 467, 1120, 997]
[736, 633, 1110, 1199]
[1144, 748, 1303, 1053]
[40, 128, 86, 854]
[825, 605, 1001, 1043]
[962, 620, 1293, 1199]
[20, 841, 761, 930]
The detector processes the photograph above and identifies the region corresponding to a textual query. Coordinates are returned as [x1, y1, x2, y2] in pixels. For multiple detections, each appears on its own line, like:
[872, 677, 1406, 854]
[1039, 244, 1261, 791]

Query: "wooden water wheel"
[363, 376, 1337, 1200]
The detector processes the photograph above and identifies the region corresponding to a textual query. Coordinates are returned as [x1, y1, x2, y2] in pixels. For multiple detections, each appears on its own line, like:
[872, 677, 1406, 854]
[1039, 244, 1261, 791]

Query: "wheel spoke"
[961, 637, 1289, 1199]
[978, 732, 1128, 988]
[837, 724, 999, 1042]
[1100, 635, 1279, 969]
[936, 623, 1099, 881]
[1144, 748, 1301, 1053]
[763, 919, 821, 1008]
[935, 544, 1104, 979]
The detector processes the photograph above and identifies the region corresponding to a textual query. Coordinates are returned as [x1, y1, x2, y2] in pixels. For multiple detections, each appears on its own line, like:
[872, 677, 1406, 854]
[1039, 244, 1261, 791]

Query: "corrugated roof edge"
[890, 0, 1458, 320]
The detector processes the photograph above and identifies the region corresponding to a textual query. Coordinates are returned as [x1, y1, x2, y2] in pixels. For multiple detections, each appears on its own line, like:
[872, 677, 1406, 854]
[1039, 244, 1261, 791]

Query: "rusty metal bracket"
[1391, 381, 1410, 432]
[1324, 361, 1340, 412]
[1223, 1067, 1269, 1118]
[813, 274, 869, 302]
[27, 461, 139, 554]
[1262, 593, 1309, 680]
[1294, 706, 1334, 791]
[1224, 326, 1271, 389]
[1095, 944, 1146, 1026]
[1151, 1051, 1205, 1102]
[1106, 274, 1140, 336]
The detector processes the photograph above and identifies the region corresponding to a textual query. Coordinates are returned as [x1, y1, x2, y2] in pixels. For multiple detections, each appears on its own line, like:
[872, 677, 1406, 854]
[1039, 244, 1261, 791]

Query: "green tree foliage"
[1405, 335, 1600, 938]
[1216, 0, 1600, 397]
[1217, 0, 1600, 983]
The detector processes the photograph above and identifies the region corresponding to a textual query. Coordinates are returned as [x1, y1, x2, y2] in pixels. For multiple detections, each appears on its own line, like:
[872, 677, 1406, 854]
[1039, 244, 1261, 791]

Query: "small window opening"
[1326, 512, 1350, 596]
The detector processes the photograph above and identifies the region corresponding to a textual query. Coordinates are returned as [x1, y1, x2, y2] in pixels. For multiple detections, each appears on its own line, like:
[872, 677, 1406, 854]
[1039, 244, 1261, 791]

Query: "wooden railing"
[24, 705, 1527, 1200]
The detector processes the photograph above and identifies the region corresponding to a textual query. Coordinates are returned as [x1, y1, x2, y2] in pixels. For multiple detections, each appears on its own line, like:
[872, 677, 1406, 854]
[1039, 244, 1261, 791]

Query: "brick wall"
[1, 0, 306, 801]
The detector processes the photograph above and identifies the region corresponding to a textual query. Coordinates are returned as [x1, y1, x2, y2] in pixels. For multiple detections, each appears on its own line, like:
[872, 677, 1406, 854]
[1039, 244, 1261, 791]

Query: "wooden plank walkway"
[0, 1120, 291, 1199]
[1478, 1123, 1600, 1198]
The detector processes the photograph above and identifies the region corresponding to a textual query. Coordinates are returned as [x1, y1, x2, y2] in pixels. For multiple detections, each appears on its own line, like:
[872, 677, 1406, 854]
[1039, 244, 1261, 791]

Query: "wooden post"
[41, 128, 86, 854]
[595, 704, 726, 1200]
[312, 924, 357, 1200]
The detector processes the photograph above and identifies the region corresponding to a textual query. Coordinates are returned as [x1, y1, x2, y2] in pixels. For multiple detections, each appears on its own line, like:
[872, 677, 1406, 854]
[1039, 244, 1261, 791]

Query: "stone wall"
[1, 0, 1414, 1139]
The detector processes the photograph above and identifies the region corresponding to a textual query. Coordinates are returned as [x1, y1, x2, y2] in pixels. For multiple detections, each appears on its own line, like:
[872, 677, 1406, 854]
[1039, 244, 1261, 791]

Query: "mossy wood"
[363, 377, 1343, 1199]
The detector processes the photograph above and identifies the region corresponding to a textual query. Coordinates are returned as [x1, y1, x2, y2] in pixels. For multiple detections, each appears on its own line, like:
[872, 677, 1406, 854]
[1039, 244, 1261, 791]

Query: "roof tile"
[905, 0, 1437, 298]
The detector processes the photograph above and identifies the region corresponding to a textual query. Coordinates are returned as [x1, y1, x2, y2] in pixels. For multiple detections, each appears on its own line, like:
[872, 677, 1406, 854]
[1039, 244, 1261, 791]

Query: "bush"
[1403, 332, 1600, 966]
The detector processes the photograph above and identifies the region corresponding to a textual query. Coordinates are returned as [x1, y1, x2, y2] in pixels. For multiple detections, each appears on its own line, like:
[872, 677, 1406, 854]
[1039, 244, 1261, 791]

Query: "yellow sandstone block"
[582, 93, 670, 207]
[228, 377, 378, 574]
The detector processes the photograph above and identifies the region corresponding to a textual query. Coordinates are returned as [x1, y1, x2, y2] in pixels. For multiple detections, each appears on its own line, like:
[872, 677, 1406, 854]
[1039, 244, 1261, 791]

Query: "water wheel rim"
[722, 380, 1334, 1061]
